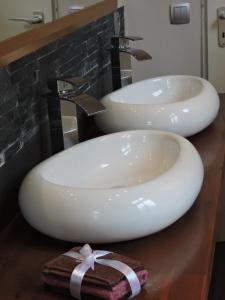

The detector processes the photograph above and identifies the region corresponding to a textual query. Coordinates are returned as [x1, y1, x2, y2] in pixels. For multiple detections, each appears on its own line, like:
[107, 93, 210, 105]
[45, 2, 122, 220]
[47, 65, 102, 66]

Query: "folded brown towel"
[42, 246, 148, 299]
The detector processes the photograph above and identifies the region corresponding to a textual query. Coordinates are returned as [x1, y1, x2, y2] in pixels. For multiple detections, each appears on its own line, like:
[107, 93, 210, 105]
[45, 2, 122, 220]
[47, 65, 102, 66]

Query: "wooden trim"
[0, 0, 117, 67]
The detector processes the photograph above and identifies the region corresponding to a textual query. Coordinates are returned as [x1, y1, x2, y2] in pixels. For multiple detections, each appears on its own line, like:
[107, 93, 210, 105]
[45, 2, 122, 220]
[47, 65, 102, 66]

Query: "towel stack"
[42, 246, 148, 299]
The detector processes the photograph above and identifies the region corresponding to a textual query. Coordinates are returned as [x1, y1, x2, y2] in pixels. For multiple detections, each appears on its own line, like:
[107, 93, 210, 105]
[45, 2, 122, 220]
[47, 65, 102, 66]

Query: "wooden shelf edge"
[0, 0, 117, 67]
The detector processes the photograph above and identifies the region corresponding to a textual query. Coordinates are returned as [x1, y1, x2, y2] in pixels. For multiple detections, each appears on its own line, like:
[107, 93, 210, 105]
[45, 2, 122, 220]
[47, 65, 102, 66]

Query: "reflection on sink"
[19, 130, 203, 243]
[62, 116, 78, 148]
[95, 75, 220, 137]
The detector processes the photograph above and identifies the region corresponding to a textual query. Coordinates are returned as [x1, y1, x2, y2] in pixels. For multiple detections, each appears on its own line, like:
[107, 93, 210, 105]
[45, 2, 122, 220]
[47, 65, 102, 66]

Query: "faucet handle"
[111, 35, 143, 48]
[60, 77, 89, 87]
[112, 35, 143, 41]
[48, 76, 89, 96]
[57, 77, 89, 94]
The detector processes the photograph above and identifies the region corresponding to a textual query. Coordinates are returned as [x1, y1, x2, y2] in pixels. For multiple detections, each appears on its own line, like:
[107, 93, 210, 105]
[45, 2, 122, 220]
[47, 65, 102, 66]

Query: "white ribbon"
[63, 244, 141, 300]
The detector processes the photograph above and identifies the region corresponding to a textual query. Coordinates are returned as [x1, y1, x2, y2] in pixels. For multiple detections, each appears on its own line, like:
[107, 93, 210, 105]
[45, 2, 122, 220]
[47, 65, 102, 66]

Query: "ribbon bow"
[63, 244, 141, 299]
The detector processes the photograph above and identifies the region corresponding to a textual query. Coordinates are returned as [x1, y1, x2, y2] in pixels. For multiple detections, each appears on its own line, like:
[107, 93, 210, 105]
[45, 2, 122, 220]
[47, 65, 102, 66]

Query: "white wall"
[57, 0, 102, 17]
[118, 0, 124, 7]
[119, 0, 202, 82]
[207, 0, 225, 92]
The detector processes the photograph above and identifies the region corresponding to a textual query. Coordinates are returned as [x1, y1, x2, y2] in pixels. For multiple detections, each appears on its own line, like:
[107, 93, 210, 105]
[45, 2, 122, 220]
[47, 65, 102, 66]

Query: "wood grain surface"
[0, 95, 224, 300]
[0, 0, 117, 67]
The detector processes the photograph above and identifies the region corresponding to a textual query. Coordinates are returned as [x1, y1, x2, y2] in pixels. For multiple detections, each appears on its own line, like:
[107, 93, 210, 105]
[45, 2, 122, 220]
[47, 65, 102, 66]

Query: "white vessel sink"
[95, 75, 220, 137]
[19, 130, 204, 243]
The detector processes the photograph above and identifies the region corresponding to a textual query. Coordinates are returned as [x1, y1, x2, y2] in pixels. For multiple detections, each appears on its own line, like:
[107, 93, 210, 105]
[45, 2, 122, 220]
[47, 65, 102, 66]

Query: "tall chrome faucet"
[107, 35, 152, 91]
[47, 77, 105, 154]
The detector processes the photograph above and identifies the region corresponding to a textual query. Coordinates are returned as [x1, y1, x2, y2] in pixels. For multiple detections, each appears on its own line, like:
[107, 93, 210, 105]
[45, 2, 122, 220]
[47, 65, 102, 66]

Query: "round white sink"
[19, 130, 204, 243]
[95, 75, 220, 137]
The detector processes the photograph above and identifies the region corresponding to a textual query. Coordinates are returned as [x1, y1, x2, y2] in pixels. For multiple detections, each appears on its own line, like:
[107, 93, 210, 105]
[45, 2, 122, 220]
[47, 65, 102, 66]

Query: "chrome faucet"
[47, 77, 105, 153]
[56, 77, 105, 116]
[107, 35, 152, 91]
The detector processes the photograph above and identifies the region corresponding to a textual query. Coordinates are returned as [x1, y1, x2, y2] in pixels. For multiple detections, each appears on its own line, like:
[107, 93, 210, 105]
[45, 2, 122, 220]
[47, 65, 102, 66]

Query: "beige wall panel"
[121, 0, 202, 82]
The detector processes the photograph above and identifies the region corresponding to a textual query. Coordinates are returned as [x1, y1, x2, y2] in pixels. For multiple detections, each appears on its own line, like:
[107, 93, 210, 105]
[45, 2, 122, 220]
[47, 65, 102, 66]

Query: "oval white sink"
[95, 75, 220, 137]
[19, 130, 204, 243]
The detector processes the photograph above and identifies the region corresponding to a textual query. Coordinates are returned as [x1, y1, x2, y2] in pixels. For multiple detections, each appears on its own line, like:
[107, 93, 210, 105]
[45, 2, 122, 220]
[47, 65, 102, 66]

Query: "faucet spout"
[107, 35, 152, 91]
[118, 46, 152, 61]
[47, 76, 106, 151]
[61, 93, 105, 117]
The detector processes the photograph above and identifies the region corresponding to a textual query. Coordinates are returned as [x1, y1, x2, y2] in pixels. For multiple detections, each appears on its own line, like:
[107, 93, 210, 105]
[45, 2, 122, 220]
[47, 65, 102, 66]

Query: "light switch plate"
[170, 3, 190, 24]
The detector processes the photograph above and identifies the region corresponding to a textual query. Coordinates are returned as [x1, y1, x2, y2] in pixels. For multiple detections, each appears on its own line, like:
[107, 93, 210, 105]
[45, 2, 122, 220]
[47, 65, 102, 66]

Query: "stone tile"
[0, 7, 125, 227]
[0, 8, 124, 165]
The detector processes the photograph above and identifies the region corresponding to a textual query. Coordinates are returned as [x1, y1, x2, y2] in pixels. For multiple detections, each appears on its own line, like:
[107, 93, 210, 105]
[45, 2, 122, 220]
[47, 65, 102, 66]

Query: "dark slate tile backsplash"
[0, 7, 124, 228]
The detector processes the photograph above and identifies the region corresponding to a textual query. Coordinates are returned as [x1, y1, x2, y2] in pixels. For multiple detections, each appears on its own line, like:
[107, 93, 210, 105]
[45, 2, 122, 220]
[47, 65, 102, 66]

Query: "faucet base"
[121, 69, 133, 87]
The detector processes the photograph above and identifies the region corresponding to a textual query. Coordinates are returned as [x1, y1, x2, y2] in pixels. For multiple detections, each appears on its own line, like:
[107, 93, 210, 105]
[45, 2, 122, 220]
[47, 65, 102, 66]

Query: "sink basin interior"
[42, 132, 180, 189]
[111, 76, 203, 105]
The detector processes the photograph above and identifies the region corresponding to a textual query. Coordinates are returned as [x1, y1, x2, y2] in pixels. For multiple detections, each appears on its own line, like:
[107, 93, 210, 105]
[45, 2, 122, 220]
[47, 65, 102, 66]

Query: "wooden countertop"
[0, 95, 225, 300]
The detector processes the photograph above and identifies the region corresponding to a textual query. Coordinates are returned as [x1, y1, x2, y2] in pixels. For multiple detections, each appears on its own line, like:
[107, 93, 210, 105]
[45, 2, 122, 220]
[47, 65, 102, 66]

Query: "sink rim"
[23, 130, 202, 194]
[37, 130, 186, 191]
[104, 75, 211, 107]
[95, 75, 220, 137]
